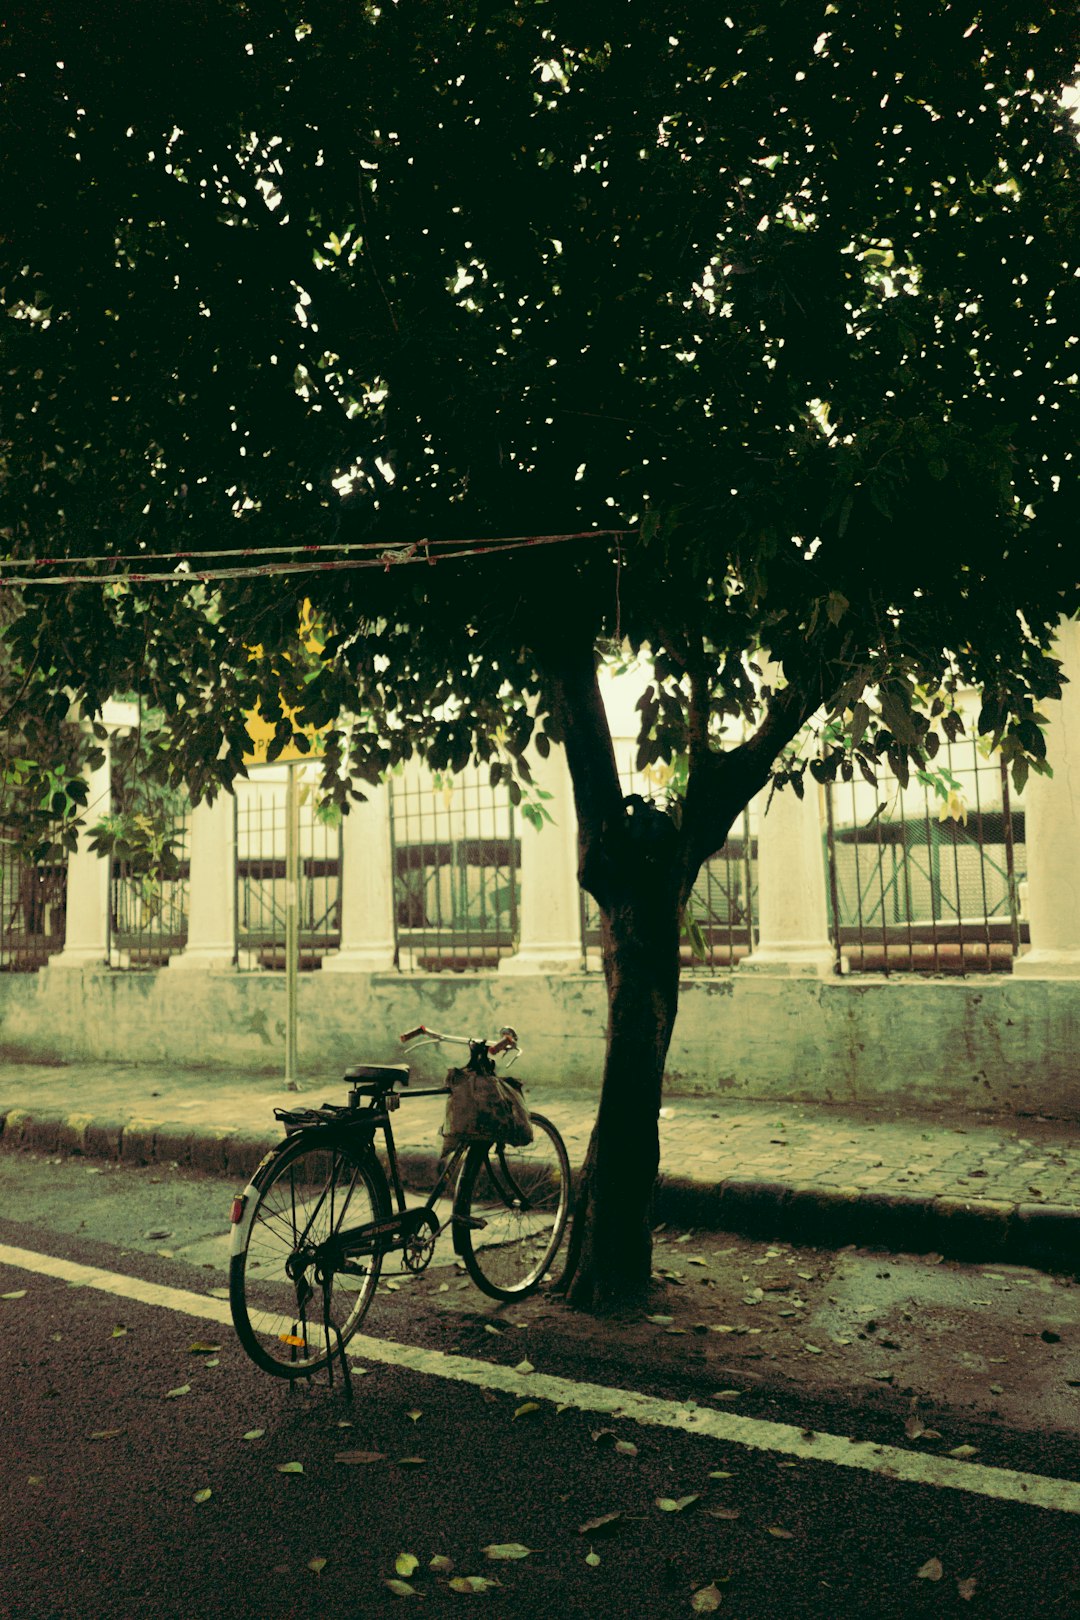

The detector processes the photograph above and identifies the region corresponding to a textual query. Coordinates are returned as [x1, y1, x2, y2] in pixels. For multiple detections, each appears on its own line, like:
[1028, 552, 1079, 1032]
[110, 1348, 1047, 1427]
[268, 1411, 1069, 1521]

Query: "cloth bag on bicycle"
[441, 1067, 534, 1151]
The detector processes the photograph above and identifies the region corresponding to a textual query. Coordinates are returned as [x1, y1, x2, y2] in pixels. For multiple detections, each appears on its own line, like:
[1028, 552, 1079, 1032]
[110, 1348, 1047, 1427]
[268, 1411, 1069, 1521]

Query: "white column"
[49, 742, 112, 970]
[322, 781, 397, 971]
[500, 743, 583, 974]
[741, 779, 835, 978]
[169, 794, 237, 970]
[1013, 616, 1080, 977]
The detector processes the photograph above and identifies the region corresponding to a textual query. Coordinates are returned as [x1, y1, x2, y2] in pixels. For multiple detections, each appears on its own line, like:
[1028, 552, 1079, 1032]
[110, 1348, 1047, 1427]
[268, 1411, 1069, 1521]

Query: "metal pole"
[284, 759, 300, 1089]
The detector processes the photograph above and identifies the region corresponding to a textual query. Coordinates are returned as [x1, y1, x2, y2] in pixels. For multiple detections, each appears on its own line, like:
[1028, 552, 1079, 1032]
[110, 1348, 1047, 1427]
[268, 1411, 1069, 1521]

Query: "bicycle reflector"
[230, 1195, 246, 1224]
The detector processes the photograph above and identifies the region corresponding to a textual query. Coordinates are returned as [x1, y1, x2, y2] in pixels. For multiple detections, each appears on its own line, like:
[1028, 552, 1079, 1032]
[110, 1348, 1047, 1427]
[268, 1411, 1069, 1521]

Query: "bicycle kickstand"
[321, 1277, 353, 1402]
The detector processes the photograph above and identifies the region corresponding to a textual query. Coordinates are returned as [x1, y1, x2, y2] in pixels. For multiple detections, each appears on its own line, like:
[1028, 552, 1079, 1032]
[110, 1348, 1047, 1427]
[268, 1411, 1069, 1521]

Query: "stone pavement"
[0, 1060, 1078, 1273]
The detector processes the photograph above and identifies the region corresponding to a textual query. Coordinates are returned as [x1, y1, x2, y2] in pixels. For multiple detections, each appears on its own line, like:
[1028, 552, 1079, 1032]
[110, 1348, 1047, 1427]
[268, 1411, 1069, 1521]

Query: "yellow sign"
[242, 600, 328, 766]
[242, 706, 325, 766]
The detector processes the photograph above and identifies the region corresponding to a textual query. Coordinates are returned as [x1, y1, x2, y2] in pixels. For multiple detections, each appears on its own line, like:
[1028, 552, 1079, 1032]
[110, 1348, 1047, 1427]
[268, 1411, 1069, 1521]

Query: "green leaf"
[193, 1487, 212, 1505]
[691, 1585, 724, 1613]
[655, 1494, 699, 1513]
[395, 1553, 420, 1577]
[482, 1544, 532, 1561]
[276, 1461, 305, 1474]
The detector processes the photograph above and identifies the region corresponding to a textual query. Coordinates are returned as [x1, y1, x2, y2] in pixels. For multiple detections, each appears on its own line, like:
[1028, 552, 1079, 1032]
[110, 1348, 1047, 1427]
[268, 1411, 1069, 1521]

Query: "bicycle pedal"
[453, 1215, 487, 1231]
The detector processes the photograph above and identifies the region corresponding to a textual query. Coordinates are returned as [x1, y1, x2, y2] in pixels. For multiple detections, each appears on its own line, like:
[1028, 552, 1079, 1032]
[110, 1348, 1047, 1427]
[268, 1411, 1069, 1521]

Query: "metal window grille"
[108, 808, 190, 969]
[684, 814, 758, 971]
[824, 740, 1027, 974]
[389, 765, 519, 970]
[235, 767, 342, 971]
[0, 838, 67, 972]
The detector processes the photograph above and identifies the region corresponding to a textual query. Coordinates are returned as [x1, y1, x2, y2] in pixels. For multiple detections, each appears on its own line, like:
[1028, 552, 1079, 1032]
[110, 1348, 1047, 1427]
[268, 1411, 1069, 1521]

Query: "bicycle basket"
[441, 1067, 534, 1151]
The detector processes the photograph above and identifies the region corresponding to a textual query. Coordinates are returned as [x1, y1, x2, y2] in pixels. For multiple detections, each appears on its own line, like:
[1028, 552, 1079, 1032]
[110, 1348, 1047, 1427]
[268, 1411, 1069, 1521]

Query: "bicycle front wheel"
[230, 1132, 389, 1378]
[455, 1112, 571, 1301]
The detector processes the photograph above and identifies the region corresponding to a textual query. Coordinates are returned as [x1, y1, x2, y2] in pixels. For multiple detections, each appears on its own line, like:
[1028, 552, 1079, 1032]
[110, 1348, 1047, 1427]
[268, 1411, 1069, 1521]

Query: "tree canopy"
[2, 1, 1079, 1302]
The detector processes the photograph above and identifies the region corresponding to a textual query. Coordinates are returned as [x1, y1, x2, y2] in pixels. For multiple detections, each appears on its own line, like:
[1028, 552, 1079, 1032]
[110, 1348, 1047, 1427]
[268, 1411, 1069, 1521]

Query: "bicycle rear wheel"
[229, 1132, 389, 1378]
[455, 1112, 571, 1301]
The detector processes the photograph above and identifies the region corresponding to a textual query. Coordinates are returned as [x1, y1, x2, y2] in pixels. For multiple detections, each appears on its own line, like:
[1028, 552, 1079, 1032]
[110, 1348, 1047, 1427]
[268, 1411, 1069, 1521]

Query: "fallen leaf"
[192, 1487, 212, 1505]
[514, 1402, 541, 1420]
[430, 1555, 454, 1572]
[691, 1585, 724, 1613]
[242, 1429, 265, 1441]
[948, 1445, 978, 1460]
[917, 1557, 944, 1582]
[578, 1511, 622, 1537]
[165, 1384, 191, 1400]
[656, 1495, 699, 1513]
[395, 1553, 419, 1577]
[406, 1410, 422, 1423]
[904, 1415, 925, 1440]
[514, 1360, 535, 1374]
[705, 1507, 741, 1522]
[308, 1557, 327, 1576]
[277, 1461, 304, 1474]
[484, 1324, 502, 1336]
[767, 1527, 794, 1539]
[188, 1341, 221, 1354]
[87, 1429, 123, 1441]
[383, 1578, 418, 1597]
[708, 1471, 735, 1480]
[111, 1325, 128, 1338]
[396, 1457, 426, 1467]
[482, 1543, 532, 1561]
[803, 1344, 823, 1356]
[957, 1576, 978, 1601]
[449, 1576, 501, 1594]
[335, 1450, 386, 1466]
[645, 1314, 674, 1326]
[585, 1549, 601, 1568]
[712, 1390, 742, 1402]
[615, 1440, 638, 1458]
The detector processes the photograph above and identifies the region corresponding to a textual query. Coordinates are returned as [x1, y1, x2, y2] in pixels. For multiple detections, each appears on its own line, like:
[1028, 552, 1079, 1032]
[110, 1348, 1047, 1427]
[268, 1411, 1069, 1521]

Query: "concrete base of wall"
[1, 965, 1077, 1120]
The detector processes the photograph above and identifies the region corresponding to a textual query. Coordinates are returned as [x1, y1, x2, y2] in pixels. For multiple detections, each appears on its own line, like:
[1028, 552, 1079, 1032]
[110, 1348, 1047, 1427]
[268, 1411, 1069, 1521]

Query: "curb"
[3, 1105, 1078, 1276]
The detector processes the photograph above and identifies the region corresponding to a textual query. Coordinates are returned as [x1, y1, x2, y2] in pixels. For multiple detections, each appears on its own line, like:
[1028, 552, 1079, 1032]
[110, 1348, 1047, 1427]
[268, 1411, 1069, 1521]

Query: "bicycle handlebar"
[399, 1022, 521, 1063]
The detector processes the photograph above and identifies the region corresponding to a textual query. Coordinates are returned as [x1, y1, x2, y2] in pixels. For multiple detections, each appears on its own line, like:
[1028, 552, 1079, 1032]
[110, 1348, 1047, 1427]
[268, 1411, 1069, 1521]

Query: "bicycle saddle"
[344, 1064, 410, 1091]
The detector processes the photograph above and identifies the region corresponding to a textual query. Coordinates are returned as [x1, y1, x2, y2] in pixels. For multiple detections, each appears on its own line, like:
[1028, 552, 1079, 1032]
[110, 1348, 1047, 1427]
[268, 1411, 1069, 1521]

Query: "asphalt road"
[1, 1154, 1079, 1618]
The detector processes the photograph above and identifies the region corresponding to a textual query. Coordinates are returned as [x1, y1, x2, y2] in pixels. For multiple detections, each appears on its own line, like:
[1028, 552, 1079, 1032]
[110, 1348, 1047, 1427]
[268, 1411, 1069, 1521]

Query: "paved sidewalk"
[1, 1061, 1078, 1272]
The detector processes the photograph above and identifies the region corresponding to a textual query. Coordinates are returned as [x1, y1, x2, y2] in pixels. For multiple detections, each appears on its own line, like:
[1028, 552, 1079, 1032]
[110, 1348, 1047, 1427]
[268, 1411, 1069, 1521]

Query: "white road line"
[3, 1241, 1079, 1517]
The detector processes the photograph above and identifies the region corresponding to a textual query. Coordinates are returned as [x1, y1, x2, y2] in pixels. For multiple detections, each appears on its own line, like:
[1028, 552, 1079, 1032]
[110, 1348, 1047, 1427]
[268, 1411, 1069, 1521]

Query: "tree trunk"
[562, 866, 682, 1311]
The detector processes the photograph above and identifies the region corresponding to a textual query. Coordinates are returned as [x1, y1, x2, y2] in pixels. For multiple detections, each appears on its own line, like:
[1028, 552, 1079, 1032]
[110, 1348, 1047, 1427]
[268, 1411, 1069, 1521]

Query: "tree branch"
[537, 637, 624, 909]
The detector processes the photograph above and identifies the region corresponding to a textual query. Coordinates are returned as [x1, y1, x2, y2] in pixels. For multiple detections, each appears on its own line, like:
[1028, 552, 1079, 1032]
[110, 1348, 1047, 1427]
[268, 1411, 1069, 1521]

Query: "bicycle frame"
[293, 1081, 472, 1270]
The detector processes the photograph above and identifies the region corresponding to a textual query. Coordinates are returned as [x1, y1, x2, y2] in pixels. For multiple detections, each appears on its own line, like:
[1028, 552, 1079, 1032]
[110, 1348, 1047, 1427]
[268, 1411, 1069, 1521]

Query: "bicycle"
[228, 1022, 572, 1384]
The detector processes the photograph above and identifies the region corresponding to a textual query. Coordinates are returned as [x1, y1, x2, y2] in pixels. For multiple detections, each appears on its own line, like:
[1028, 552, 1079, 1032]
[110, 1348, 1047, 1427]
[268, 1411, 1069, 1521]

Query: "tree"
[2, 3, 1078, 1306]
